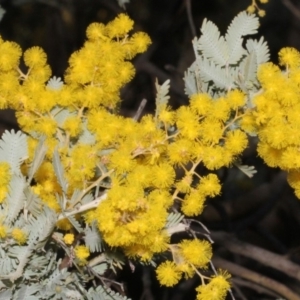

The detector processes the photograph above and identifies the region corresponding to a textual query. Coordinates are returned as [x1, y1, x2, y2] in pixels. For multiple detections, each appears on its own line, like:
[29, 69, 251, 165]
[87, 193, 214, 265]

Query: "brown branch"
[231, 277, 281, 298]
[282, 0, 300, 20]
[213, 257, 300, 300]
[211, 231, 300, 282]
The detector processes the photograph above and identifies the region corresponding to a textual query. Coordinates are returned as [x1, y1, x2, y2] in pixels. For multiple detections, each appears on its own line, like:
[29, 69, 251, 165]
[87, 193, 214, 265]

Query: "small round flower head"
[131, 32, 152, 53]
[11, 228, 27, 245]
[24, 46, 47, 67]
[0, 224, 7, 239]
[190, 93, 212, 116]
[198, 173, 221, 197]
[0, 41, 22, 71]
[225, 129, 248, 155]
[74, 245, 90, 264]
[179, 239, 212, 268]
[63, 233, 74, 245]
[86, 23, 107, 41]
[182, 190, 206, 216]
[226, 89, 246, 109]
[258, 9, 266, 17]
[156, 261, 182, 287]
[278, 47, 300, 69]
[107, 13, 134, 38]
[247, 5, 256, 13]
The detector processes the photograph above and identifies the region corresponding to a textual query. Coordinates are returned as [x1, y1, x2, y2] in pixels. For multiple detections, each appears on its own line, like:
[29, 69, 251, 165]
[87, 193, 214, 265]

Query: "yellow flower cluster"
[96, 89, 248, 264]
[0, 14, 151, 210]
[0, 223, 28, 245]
[0, 13, 249, 299]
[155, 239, 213, 287]
[252, 47, 300, 198]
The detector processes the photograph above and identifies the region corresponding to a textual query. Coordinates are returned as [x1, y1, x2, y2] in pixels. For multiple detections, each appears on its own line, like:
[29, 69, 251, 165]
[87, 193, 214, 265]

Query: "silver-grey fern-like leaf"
[52, 149, 67, 194]
[47, 76, 64, 91]
[81, 193, 94, 205]
[165, 212, 184, 229]
[27, 136, 47, 183]
[0, 5, 5, 23]
[87, 285, 130, 300]
[24, 254, 50, 278]
[78, 125, 95, 145]
[117, 0, 130, 9]
[183, 69, 198, 96]
[197, 57, 233, 89]
[0, 257, 17, 276]
[5, 175, 26, 225]
[3, 245, 34, 282]
[0, 289, 12, 300]
[234, 161, 257, 178]
[42, 268, 70, 298]
[0, 130, 28, 175]
[24, 188, 43, 218]
[14, 284, 40, 300]
[91, 263, 108, 276]
[225, 11, 259, 65]
[26, 207, 56, 247]
[239, 51, 258, 86]
[246, 36, 270, 65]
[66, 214, 83, 233]
[155, 79, 171, 125]
[198, 19, 229, 66]
[84, 224, 103, 253]
[51, 107, 75, 127]
[155, 79, 170, 108]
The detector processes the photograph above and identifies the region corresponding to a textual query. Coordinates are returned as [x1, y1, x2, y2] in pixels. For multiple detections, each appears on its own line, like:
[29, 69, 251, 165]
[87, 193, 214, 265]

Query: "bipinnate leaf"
[0, 130, 28, 175]
[27, 136, 47, 183]
[225, 11, 259, 65]
[0, 289, 12, 300]
[91, 263, 108, 276]
[246, 36, 270, 65]
[52, 149, 68, 194]
[234, 161, 257, 178]
[117, 0, 130, 9]
[155, 79, 170, 108]
[165, 212, 184, 229]
[14, 284, 40, 300]
[5, 175, 26, 225]
[197, 57, 233, 89]
[198, 19, 229, 66]
[87, 285, 130, 300]
[24, 188, 43, 218]
[26, 207, 57, 247]
[85, 224, 103, 252]
[239, 50, 257, 85]
[0, 5, 5, 23]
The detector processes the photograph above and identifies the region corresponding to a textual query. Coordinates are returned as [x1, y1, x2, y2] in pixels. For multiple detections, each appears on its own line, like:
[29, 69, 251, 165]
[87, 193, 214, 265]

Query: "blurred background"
[0, 0, 300, 299]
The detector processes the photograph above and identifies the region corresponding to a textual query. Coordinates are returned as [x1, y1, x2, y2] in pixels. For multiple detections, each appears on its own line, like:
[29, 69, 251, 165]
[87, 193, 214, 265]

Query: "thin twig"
[185, 0, 196, 37]
[57, 193, 107, 221]
[133, 99, 147, 121]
